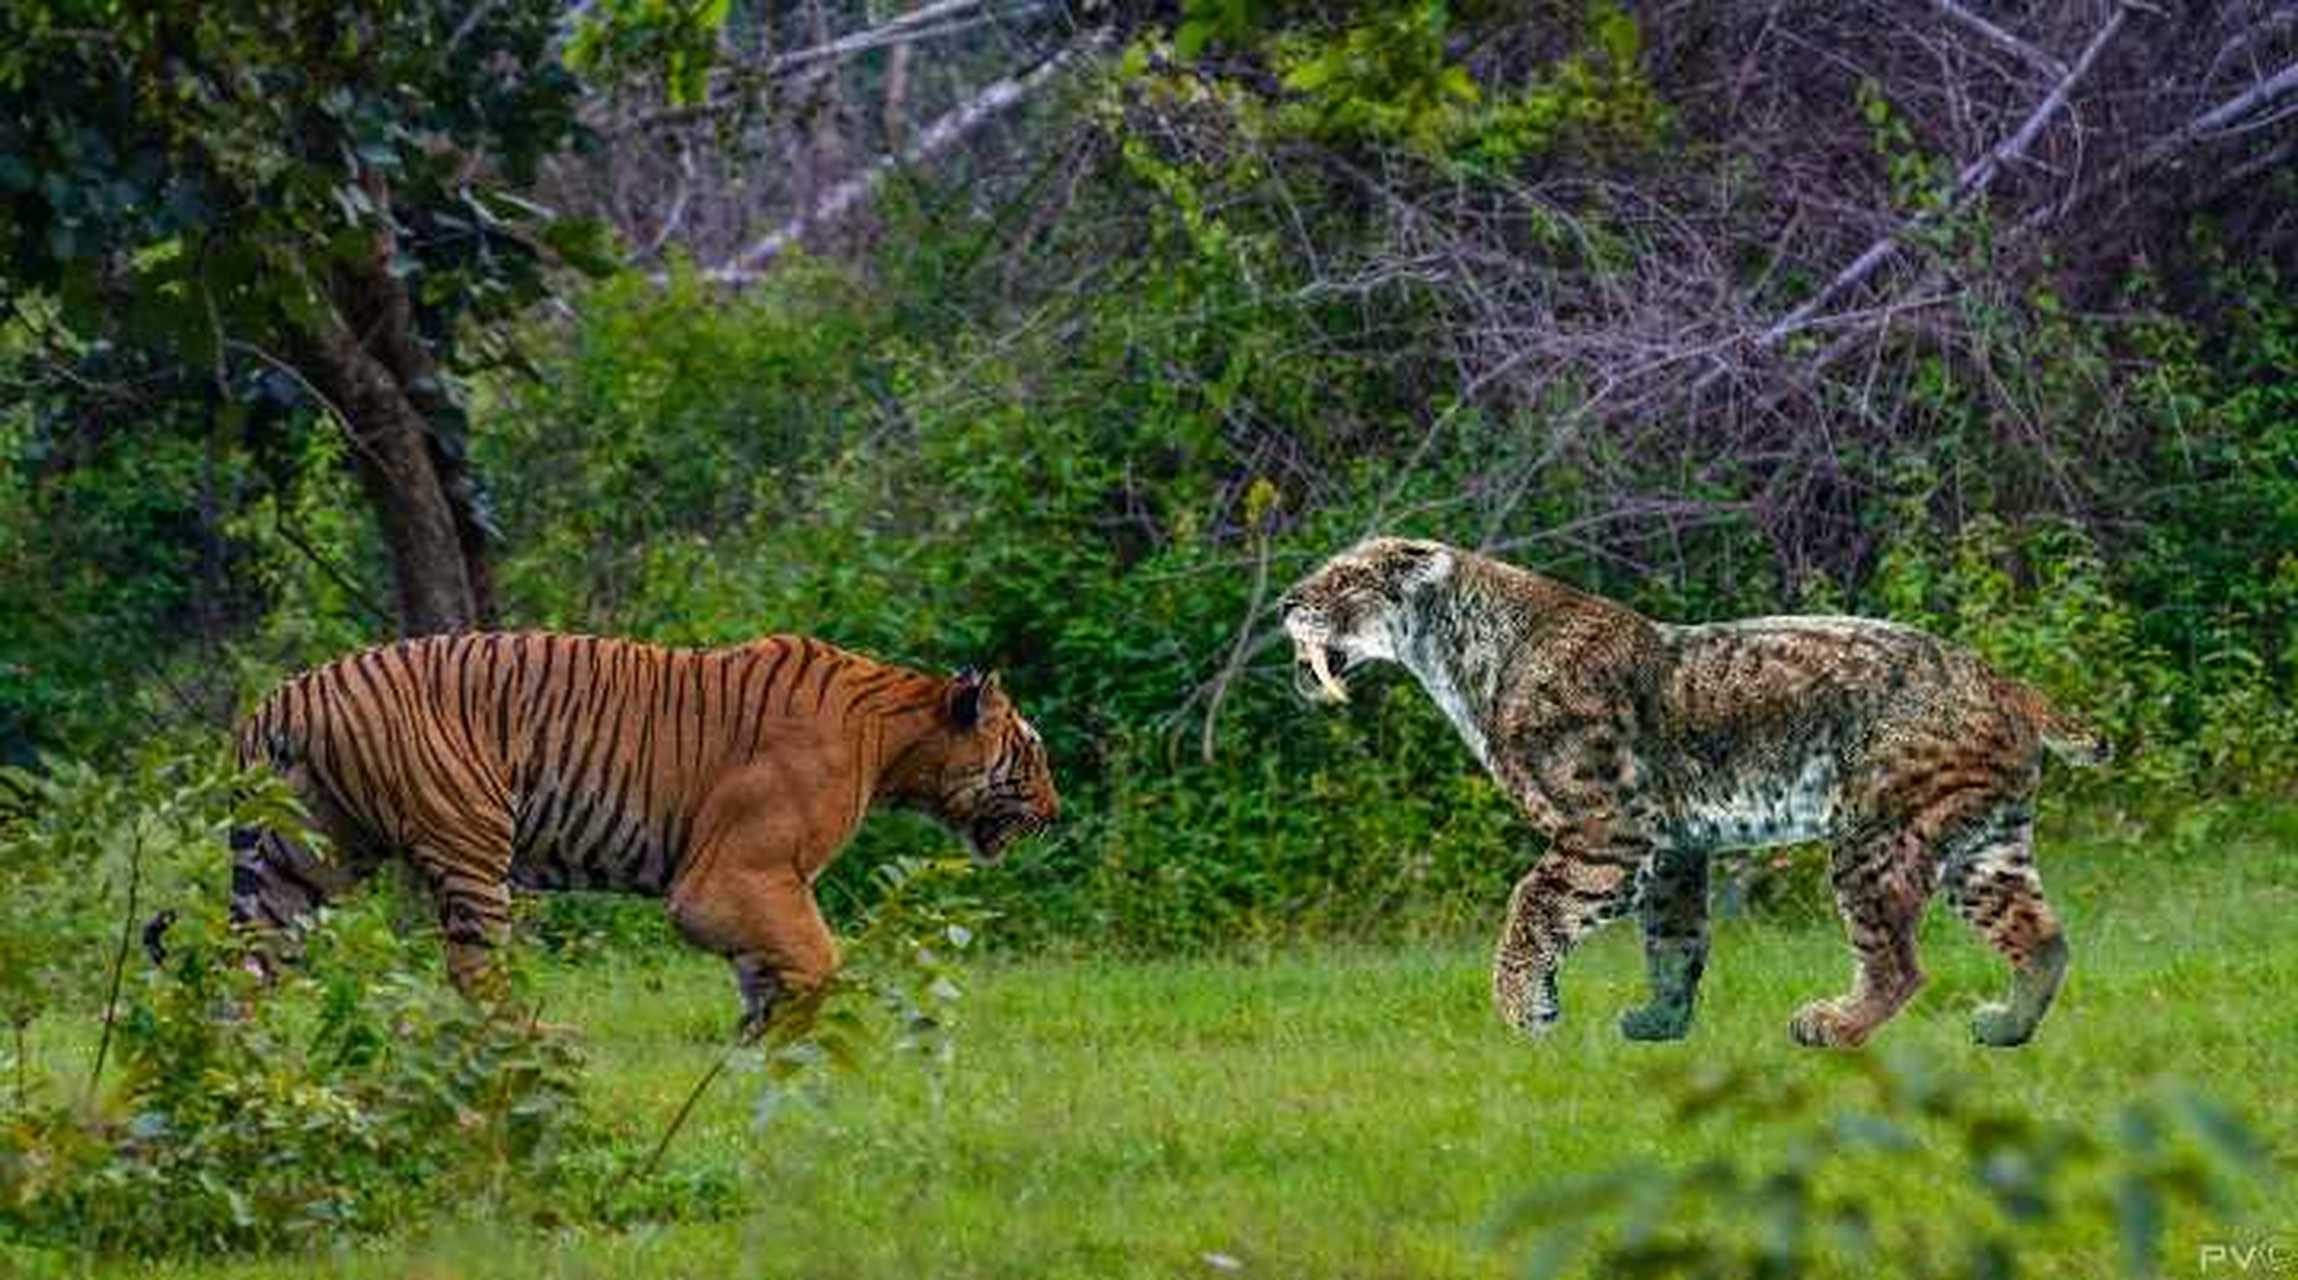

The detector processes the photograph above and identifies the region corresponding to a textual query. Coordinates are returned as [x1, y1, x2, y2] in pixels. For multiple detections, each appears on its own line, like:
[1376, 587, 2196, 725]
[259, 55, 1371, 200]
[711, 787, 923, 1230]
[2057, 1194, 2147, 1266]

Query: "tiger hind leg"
[412, 841, 518, 1007]
[227, 824, 371, 975]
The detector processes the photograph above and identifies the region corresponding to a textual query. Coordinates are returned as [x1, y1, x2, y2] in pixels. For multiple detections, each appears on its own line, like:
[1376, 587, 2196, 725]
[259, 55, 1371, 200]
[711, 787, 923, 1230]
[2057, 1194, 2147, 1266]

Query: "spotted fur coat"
[1281, 537, 2109, 1048]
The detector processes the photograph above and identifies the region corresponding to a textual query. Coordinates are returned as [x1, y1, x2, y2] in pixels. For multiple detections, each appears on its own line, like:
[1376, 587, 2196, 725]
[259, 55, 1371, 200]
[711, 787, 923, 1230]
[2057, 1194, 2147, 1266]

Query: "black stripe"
[542, 640, 595, 786]
[312, 665, 387, 842]
[731, 650, 769, 755]
[688, 654, 710, 777]
[840, 670, 897, 719]
[785, 638, 818, 714]
[565, 649, 637, 877]
[503, 636, 531, 764]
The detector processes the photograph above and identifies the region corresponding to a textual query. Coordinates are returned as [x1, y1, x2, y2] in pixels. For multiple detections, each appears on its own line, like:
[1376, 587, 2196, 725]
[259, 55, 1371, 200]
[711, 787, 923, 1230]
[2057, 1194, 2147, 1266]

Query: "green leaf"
[1282, 54, 1337, 93]
[537, 216, 621, 277]
[1174, 18, 1214, 62]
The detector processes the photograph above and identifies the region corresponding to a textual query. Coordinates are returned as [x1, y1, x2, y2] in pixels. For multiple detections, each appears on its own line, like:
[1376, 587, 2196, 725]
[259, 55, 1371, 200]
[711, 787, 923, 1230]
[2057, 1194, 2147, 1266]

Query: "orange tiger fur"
[223, 632, 1058, 1030]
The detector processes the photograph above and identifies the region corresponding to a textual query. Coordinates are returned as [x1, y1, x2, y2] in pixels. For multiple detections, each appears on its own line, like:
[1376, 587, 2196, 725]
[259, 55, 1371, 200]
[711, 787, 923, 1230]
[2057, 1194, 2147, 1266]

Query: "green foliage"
[479, 264, 888, 630]
[0, 372, 379, 756]
[1490, 1048, 2274, 1279]
[1855, 77, 1954, 216]
[0, 747, 719, 1259]
[1146, 0, 1667, 166]
[1874, 513, 2298, 796]
[0, 744, 302, 1040]
[0, 0, 628, 753]
[0, 0, 592, 355]
[0, 932, 592, 1257]
[1274, 1, 1484, 153]
[565, 0, 732, 107]
[747, 858, 988, 1127]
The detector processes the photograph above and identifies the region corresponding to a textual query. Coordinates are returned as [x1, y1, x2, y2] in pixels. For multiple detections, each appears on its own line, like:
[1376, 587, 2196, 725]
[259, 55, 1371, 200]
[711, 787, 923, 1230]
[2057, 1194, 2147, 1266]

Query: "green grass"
[17, 801, 2298, 1278]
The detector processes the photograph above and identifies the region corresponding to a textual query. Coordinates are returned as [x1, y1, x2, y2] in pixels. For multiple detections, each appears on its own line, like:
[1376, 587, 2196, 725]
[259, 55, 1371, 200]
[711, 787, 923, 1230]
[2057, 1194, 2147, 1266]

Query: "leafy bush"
[0, 746, 1006, 1260]
[1490, 1048, 2274, 1278]
[0, 748, 608, 1258]
[470, 235, 2298, 956]
[1, 932, 593, 1257]
[1873, 515, 2298, 796]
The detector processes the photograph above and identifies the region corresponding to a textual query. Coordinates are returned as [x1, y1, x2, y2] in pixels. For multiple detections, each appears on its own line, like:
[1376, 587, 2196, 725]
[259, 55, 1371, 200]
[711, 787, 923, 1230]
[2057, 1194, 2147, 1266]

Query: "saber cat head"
[1278, 537, 1455, 704]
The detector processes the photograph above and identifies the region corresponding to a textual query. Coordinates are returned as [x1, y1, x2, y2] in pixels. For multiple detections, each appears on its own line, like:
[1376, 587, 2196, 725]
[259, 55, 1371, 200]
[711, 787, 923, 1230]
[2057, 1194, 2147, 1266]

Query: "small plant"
[744, 857, 986, 1132]
[0, 748, 607, 1258]
[1489, 1048, 2273, 1279]
[612, 856, 989, 1201]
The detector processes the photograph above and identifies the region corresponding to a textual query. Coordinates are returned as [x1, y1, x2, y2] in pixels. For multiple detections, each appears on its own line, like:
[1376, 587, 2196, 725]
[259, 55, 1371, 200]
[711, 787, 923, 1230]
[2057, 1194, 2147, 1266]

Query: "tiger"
[202, 631, 1059, 1032]
[1280, 536, 2109, 1049]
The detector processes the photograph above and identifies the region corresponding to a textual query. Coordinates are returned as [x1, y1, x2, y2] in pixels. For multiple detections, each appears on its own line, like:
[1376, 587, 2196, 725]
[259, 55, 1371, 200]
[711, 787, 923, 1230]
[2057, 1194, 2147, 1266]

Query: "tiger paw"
[1618, 1001, 1692, 1042]
[1970, 1002, 2035, 1049]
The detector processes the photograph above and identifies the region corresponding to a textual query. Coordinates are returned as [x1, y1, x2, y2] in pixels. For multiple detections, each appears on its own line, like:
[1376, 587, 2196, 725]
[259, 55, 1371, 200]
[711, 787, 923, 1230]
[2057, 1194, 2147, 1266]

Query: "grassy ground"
[19, 802, 2298, 1278]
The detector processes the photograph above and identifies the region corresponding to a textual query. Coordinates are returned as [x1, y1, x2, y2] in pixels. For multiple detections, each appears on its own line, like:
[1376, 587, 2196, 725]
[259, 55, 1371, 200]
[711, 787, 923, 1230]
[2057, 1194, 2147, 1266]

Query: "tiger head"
[1279, 536, 1456, 704]
[898, 668, 1061, 864]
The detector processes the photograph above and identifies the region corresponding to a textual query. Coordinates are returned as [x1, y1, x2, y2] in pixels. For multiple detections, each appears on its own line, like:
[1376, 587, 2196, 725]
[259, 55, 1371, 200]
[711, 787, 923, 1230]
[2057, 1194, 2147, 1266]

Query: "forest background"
[0, 1, 2293, 1273]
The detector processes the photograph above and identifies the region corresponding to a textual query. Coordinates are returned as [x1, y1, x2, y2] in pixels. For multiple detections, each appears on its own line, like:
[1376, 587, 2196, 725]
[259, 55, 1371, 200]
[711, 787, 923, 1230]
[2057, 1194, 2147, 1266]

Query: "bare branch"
[1746, 3, 2135, 356]
[606, 0, 1054, 135]
[1931, 0, 2068, 78]
[701, 38, 1102, 281]
[1199, 528, 1275, 765]
[2023, 57, 2298, 233]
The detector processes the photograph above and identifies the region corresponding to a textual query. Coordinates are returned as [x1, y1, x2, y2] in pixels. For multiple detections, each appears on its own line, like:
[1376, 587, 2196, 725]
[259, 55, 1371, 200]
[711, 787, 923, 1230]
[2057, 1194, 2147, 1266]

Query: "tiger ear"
[947, 668, 1003, 731]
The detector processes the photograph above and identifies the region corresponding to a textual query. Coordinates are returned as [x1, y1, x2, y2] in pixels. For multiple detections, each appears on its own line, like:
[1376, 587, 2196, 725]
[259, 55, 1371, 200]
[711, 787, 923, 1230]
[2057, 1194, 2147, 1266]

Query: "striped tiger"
[214, 631, 1058, 1031]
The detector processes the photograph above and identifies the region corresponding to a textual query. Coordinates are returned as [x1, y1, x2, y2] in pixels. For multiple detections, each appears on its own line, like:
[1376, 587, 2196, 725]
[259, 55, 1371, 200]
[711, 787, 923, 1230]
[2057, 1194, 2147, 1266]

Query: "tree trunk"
[299, 320, 481, 637]
[291, 165, 494, 637]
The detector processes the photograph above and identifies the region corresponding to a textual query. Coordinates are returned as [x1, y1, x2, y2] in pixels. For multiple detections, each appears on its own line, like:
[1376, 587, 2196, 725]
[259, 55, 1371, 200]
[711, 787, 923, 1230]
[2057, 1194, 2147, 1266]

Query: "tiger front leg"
[1619, 844, 1710, 1042]
[1492, 831, 1650, 1037]
[668, 852, 840, 1040]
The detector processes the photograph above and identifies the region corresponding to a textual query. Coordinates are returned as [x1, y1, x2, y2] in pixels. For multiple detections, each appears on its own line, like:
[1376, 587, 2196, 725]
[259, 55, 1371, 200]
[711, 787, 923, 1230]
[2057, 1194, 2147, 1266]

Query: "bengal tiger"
[1283, 537, 2109, 1049]
[202, 631, 1059, 1032]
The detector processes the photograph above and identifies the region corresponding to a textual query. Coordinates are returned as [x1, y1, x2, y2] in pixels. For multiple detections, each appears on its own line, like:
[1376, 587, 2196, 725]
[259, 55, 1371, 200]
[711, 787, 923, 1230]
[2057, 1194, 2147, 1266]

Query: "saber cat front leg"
[1491, 823, 1653, 1035]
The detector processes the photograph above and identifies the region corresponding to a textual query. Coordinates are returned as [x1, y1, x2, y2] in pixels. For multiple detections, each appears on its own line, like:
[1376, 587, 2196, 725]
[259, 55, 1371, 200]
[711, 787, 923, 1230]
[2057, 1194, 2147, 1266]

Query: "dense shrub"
[0, 748, 603, 1257]
[471, 239, 2296, 952]
[1489, 1047, 2275, 1278]
[0, 748, 998, 1262]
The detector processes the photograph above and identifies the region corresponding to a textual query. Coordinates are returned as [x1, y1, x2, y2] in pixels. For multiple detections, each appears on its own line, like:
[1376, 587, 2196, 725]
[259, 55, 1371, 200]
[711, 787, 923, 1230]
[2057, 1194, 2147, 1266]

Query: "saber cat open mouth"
[1302, 641, 1350, 703]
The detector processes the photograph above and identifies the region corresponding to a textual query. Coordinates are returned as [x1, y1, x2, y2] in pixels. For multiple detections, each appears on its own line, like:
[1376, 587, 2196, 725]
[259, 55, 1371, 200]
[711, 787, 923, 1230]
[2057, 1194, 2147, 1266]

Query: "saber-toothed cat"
[1281, 537, 2108, 1049]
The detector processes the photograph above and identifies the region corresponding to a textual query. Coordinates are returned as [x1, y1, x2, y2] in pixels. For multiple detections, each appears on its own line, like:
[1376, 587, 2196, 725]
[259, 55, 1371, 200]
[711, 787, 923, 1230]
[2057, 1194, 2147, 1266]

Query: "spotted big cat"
[1281, 537, 2109, 1049]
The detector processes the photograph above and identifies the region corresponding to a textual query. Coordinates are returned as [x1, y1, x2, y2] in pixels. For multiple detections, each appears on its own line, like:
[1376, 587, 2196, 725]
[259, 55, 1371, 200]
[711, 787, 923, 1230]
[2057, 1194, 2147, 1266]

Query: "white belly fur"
[1671, 753, 1840, 850]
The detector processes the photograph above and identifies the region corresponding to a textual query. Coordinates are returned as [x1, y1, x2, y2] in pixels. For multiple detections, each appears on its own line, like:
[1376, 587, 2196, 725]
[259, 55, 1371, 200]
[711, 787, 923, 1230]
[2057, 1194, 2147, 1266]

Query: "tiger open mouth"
[968, 812, 1048, 862]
